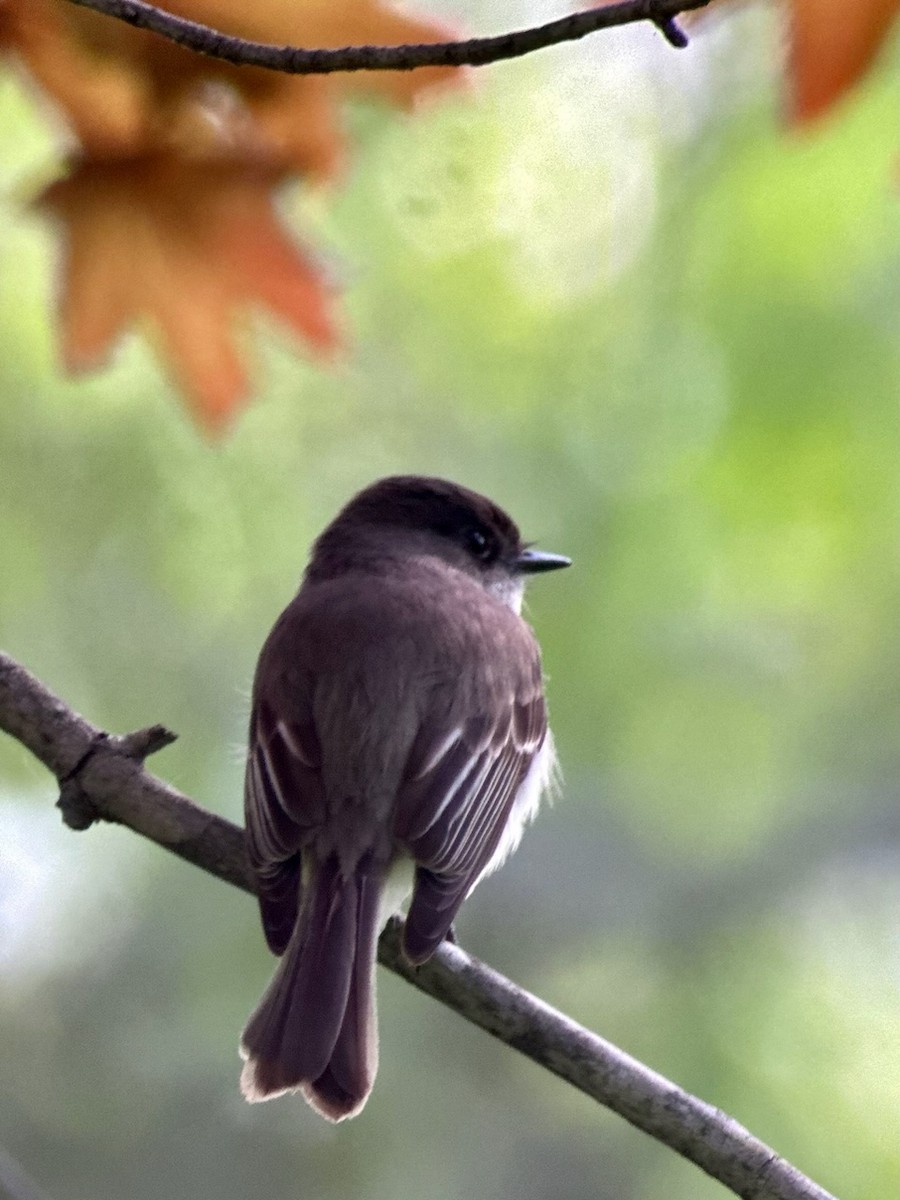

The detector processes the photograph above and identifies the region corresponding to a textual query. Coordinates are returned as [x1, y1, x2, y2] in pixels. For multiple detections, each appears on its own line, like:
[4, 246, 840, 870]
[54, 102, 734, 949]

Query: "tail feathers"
[301, 871, 379, 1119]
[240, 854, 381, 1122]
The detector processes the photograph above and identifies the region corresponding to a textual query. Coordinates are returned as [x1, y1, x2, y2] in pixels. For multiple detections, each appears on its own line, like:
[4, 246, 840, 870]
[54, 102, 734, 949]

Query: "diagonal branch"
[0, 649, 836, 1200]
[62, 0, 712, 75]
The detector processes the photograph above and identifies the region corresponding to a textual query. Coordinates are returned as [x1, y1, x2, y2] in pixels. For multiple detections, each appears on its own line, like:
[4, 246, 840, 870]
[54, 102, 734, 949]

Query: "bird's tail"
[240, 852, 381, 1121]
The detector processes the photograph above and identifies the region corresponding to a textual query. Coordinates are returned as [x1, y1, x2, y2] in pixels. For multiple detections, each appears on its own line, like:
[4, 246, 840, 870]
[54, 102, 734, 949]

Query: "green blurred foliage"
[2, 5, 900, 1199]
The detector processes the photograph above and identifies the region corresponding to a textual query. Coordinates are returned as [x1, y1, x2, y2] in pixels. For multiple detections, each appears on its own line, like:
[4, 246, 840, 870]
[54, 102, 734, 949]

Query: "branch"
[62, 0, 711, 75]
[0, 650, 836, 1200]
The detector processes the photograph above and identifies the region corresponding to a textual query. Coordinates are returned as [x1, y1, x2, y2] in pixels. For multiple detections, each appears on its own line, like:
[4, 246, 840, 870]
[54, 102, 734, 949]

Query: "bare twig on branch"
[62, 0, 711, 75]
[0, 649, 836, 1200]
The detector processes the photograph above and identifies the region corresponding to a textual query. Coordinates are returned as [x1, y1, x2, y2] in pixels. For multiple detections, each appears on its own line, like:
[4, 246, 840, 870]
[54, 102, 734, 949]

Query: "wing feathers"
[245, 702, 328, 955]
[398, 690, 547, 963]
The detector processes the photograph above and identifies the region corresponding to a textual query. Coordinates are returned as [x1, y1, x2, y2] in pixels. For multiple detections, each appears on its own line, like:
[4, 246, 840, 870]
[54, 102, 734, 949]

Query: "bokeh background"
[2, 3, 900, 1198]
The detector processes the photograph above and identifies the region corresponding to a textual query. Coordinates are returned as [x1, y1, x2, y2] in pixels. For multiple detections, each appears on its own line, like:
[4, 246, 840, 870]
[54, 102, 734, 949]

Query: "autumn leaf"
[787, 0, 900, 123]
[1, 0, 462, 173]
[0, 0, 465, 432]
[683, 0, 900, 124]
[38, 156, 339, 434]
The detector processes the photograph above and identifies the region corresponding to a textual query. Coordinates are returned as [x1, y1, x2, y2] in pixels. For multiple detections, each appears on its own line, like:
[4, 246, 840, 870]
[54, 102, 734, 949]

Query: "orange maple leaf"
[787, 0, 900, 123]
[2, 0, 461, 173]
[2, 0, 465, 432]
[39, 156, 339, 434]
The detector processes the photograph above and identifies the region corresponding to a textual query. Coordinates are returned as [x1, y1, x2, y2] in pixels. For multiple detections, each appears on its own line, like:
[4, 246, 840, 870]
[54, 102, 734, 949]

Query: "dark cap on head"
[312, 475, 571, 578]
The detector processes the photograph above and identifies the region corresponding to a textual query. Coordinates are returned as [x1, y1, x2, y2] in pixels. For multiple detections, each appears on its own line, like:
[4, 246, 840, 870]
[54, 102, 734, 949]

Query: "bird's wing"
[395, 657, 547, 964]
[244, 693, 324, 955]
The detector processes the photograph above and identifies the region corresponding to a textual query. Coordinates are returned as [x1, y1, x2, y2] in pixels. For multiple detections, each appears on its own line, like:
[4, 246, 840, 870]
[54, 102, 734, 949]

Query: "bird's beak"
[514, 548, 572, 574]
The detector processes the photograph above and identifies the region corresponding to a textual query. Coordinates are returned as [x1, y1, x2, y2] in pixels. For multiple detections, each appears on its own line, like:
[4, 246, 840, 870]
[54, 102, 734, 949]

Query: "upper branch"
[62, 0, 711, 75]
[0, 649, 836, 1200]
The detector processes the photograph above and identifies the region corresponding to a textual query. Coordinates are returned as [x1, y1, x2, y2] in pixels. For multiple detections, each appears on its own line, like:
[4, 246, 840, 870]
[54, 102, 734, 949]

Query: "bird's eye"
[463, 526, 494, 561]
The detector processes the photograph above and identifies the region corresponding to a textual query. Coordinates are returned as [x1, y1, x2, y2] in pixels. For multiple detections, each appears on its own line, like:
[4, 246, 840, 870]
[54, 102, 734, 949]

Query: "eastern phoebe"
[240, 476, 570, 1120]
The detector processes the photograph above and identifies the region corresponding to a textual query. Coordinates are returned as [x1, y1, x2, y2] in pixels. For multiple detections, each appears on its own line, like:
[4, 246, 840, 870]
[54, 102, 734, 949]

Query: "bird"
[239, 475, 570, 1120]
